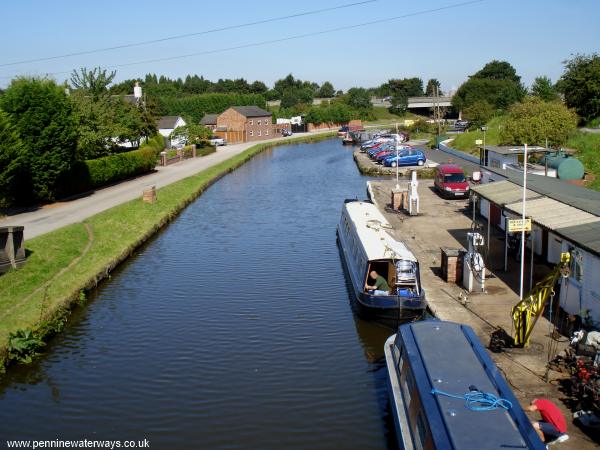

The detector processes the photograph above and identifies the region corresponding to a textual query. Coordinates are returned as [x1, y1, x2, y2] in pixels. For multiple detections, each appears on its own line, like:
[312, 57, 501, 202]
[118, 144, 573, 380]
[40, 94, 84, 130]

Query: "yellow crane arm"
[511, 252, 570, 347]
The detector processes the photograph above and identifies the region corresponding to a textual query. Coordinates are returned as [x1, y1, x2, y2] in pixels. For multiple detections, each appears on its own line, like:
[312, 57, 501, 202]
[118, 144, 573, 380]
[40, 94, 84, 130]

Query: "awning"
[505, 197, 600, 230]
[471, 180, 543, 206]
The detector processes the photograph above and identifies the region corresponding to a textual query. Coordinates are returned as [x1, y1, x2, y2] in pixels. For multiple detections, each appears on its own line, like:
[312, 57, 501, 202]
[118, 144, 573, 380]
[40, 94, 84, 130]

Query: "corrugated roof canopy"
[471, 180, 543, 206]
[505, 197, 600, 230]
[556, 222, 600, 256]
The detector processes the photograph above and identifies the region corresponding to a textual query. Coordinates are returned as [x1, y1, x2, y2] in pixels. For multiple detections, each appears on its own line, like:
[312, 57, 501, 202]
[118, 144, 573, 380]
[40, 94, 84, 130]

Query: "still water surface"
[0, 139, 396, 449]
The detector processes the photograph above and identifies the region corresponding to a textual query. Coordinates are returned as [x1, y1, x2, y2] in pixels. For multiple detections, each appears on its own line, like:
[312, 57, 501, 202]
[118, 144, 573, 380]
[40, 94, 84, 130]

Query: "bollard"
[142, 185, 157, 204]
[391, 189, 403, 210]
[192, 144, 197, 158]
[0, 226, 26, 273]
[160, 151, 167, 166]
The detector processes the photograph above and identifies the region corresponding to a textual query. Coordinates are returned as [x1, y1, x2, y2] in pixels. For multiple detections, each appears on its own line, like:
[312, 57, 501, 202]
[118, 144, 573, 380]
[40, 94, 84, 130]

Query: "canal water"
[0, 139, 397, 449]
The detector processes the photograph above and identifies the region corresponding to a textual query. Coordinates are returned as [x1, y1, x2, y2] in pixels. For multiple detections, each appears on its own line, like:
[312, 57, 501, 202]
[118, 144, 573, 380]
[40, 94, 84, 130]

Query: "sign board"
[475, 139, 483, 145]
[508, 218, 532, 233]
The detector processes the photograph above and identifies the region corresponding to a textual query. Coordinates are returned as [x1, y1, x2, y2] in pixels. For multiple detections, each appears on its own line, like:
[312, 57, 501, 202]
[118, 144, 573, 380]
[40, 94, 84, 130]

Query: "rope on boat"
[431, 387, 512, 412]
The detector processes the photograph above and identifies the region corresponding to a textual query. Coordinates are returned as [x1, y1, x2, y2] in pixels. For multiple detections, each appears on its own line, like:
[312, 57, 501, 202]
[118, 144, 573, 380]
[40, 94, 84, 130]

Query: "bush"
[0, 77, 78, 203]
[59, 134, 164, 195]
[500, 97, 578, 147]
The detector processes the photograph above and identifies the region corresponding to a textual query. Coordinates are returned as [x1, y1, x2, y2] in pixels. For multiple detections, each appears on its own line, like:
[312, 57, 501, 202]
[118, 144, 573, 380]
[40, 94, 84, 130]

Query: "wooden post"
[192, 144, 197, 158]
[142, 185, 157, 204]
[160, 151, 167, 166]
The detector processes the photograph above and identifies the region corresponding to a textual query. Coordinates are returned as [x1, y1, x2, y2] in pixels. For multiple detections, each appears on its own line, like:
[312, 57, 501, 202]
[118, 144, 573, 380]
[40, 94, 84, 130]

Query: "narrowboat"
[337, 200, 426, 323]
[384, 320, 545, 449]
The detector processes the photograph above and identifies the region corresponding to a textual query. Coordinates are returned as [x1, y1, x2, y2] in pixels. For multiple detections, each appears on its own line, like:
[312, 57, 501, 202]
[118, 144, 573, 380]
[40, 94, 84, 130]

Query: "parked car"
[382, 149, 426, 167]
[434, 164, 470, 198]
[282, 129, 293, 137]
[209, 136, 227, 146]
[374, 145, 413, 162]
[454, 120, 471, 130]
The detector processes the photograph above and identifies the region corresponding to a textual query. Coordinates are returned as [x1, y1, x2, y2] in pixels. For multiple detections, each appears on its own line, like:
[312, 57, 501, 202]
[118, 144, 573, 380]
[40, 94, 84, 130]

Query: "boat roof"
[396, 321, 542, 449]
[344, 201, 417, 262]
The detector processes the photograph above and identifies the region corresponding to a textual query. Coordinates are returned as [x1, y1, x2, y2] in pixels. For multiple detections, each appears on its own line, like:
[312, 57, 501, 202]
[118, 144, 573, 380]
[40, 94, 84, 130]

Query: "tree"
[530, 76, 558, 101]
[453, 61, 526, 112]
[345, 87, 372, 109]
[462, 100, 494, 128]
[249, 80, 268, 94]
[473, 60, 521, 83]
[317, 81, 335, 98]
[170, 123, 212, 145]
[0, 78, 78, 203]
[557, 53, 600, 122]
[425, 79, 443, 96]
[70, 67, 116, 102]
[0, 110, 26, 206]
[500, 97, 578, 147]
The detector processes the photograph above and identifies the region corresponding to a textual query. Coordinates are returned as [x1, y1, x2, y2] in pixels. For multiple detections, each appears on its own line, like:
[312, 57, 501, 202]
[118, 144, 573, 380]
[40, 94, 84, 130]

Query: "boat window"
[401, 365, 413, 409]
[414, 412, 428, 450]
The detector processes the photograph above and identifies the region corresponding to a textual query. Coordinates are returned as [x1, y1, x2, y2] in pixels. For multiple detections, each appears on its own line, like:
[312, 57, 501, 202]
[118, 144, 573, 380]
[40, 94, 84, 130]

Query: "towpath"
[0, 132, 327, 239]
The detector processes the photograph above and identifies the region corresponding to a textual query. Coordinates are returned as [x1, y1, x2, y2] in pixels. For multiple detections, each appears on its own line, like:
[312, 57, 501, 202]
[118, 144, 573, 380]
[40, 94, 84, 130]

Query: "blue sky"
[0, 0, 598, 92]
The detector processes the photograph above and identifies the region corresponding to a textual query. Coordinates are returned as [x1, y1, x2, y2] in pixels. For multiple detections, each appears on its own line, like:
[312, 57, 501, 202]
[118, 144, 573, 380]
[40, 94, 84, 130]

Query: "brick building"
[203, 106, 276, 144]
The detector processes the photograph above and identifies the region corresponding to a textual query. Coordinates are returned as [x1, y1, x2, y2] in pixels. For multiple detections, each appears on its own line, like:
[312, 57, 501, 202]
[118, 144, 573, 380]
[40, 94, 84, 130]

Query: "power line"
[0, 0, 377, 68]
[1, 0, 484, 80]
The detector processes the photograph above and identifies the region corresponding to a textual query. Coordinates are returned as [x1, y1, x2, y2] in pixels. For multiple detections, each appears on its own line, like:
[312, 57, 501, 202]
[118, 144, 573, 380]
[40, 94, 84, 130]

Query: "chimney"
[134, 81, 142, 99]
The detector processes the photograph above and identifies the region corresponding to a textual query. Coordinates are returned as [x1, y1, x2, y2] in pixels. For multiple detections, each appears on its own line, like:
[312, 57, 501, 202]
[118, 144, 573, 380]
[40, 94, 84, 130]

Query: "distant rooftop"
[231, 106, 271, 118]
[200, 114, 217, 125]
[156, 116, 183, 129]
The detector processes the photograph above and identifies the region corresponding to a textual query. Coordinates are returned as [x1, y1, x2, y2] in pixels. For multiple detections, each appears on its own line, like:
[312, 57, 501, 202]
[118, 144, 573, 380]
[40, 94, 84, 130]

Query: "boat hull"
[337, 232, 426, 326]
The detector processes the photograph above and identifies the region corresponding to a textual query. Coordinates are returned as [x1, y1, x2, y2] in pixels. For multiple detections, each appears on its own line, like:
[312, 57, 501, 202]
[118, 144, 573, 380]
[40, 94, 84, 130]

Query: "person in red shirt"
[527, 398, 569, 444]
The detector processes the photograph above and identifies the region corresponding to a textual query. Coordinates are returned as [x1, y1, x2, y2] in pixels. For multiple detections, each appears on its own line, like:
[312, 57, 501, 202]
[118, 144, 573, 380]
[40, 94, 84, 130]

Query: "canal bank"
[369, 179, 595, 449]
[0, 132, 336, 372]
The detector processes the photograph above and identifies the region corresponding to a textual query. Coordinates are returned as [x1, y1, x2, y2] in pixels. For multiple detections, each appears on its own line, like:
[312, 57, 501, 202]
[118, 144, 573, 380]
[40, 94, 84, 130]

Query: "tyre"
[417, 159, 425, 166]
[390, 161, 397, 168]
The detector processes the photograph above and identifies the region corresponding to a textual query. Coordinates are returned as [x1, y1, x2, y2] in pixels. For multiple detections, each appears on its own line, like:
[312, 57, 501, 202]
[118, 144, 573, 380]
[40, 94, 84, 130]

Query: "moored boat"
[337, 200, 426, 324]
[384, 320, 545, 449]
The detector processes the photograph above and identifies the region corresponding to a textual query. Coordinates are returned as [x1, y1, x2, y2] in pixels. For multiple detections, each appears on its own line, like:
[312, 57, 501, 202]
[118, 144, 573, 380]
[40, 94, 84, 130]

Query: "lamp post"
[481, 126, 488, 153]
[395, 123, 400, 190]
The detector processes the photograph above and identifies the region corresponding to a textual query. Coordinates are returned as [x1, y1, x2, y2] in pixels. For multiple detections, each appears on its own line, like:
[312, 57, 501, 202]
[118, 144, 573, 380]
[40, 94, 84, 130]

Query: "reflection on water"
[0, 139, 399, 449]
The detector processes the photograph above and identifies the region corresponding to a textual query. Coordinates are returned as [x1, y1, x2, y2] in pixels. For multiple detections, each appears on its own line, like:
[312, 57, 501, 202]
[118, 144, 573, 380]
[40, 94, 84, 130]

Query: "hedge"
[59, 135, 164, 195]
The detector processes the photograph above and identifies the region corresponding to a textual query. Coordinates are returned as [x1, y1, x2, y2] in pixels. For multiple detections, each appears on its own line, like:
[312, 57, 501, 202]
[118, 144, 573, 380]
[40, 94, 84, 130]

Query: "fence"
[160, 145, 199, 166]
[438, 139, 480, 164]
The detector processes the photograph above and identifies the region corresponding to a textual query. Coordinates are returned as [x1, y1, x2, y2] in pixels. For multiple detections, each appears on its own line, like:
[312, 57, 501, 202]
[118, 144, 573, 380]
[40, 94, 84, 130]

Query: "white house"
[157, 116, 187, 148]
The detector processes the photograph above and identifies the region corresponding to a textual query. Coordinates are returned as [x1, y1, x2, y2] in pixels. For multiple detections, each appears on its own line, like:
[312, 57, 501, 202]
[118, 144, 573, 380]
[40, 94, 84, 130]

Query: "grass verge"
[448, 116, 506, 154]
[0, 131, 336, 372]
[567, 132, 600, 191]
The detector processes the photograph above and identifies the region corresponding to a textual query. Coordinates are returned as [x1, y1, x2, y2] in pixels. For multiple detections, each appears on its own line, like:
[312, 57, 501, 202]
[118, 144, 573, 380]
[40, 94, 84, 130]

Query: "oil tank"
[541, 152, 584, 180]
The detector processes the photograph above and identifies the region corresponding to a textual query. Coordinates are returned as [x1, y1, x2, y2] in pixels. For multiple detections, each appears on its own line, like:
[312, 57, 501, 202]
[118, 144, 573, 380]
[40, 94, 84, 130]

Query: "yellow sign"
[508, 218, 532, 233]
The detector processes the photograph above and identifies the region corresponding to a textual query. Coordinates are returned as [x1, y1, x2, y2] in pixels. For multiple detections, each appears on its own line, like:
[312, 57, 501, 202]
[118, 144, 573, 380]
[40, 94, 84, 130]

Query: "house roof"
[231, 106, 271, 118]
[200, 114, 218, 125]
[157, 116, 183, 129]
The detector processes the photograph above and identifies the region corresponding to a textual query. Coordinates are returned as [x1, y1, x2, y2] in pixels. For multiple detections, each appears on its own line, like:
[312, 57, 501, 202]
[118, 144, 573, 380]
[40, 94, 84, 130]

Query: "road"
[0, 132, 326, 239]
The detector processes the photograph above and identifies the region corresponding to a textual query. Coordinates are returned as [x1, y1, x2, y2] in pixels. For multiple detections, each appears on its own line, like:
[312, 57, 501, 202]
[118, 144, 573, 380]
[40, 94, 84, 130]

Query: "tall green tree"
[453, 60, 526, 112]
[70, 67, 117, 102]
[425, 78, 443, 96]
[317, 81, 335, 98]
[0, 110, 26, 206]
[530, 76, 558, 101]
[500, 97, 578, 147]
[345, 87, 372, 110]
[0, 78, 78, 203]
[557, 53, 600, 122]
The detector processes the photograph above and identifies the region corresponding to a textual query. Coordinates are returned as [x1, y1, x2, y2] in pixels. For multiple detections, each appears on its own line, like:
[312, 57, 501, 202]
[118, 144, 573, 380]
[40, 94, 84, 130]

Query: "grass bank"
[447, 116, 506, 154]
[0, 132, 336, 371]
[567, 132, 600, 190]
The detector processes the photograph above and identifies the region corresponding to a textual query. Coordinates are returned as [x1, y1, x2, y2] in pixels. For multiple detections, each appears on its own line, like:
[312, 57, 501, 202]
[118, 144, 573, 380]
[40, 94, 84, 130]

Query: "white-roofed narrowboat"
[337, 200, 426, 323]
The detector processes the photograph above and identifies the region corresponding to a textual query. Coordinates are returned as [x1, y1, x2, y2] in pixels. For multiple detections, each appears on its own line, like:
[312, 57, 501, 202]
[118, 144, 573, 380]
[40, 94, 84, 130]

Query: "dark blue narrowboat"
[384, 320, 545, 449]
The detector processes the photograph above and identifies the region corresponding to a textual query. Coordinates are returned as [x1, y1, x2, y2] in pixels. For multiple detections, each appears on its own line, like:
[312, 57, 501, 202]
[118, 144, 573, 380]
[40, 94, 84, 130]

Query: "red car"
[434, 164, 470, 198]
